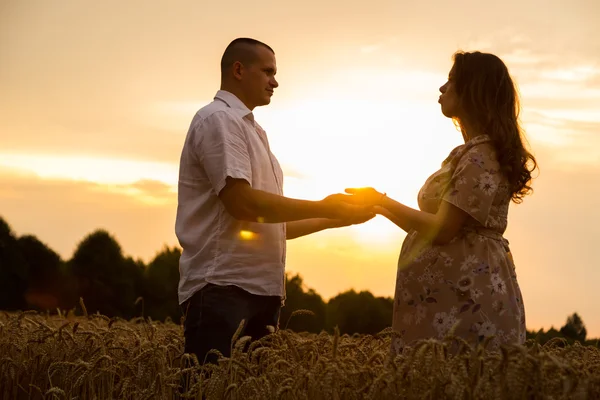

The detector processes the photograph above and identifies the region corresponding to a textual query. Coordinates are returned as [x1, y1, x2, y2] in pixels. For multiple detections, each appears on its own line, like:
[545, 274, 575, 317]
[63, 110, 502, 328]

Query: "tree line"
[0, 216, 595, 346]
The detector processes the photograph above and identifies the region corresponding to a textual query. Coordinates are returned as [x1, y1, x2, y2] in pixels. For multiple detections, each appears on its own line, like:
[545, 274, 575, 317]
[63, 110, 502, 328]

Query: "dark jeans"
[181, 283, 281, 365]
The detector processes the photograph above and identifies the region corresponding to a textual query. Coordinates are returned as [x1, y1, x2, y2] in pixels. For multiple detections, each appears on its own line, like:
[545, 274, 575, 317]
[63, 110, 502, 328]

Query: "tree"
[280, 274, 326, 333]
[326, 290, 393, 335]
[0, 217, 28, 310]
[69, 230, 141, 318]
[143, 245, 181, 321]
[527, 327, 563, 345]
[560, 313, 587, 343]
[18, 235, 63, 310]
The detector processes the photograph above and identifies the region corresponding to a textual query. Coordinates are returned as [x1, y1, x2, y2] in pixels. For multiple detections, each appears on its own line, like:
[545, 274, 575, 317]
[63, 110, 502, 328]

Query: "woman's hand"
[372, 205, 388, 215]
[344, 187, 386, 206]
[317, 193, 376, 228]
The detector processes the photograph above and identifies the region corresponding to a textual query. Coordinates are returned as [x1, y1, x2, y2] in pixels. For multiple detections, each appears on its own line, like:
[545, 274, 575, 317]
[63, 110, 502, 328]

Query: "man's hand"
[321, 193, 354, 204]
[218, 179, 376, 223]
[285, 195, 376, 239]
[320, 193, 375, 221]
[327, 212, 376, 228]
[344, 187, 386, 206]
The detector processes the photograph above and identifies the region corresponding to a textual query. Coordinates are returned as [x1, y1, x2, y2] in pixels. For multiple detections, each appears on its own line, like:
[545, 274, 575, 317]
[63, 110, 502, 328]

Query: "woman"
[346, 51, 537, 352]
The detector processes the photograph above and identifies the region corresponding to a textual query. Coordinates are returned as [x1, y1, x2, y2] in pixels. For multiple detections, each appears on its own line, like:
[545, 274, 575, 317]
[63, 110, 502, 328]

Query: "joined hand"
[343, 187, 387, 207]
[321, 193, 375, 227]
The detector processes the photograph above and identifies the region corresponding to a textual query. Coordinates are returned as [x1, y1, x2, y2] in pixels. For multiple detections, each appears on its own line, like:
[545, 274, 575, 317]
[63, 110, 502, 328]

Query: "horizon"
[2, 0, 599, 336]
[0, 213, 592, 337]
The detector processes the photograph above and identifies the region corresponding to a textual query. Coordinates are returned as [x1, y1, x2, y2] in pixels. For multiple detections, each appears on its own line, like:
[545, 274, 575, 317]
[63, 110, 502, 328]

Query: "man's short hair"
[220, 38, 274, 75]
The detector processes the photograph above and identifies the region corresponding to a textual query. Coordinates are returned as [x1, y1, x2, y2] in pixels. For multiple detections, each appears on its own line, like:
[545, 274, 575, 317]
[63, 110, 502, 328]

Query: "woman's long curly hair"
[451, 51, 538, 203]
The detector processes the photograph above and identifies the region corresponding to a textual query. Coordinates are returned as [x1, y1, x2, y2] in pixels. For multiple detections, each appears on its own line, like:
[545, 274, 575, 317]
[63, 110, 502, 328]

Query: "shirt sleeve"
[197, 111, 252, 195]
[441, 144, 501, 225]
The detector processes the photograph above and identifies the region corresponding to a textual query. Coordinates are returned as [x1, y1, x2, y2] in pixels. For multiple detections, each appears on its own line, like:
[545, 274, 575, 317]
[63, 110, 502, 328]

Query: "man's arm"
[198, 112, 373, 223]
[286, 219, 336, 240]
[285, 210, 375, 240]
[219, 178, 374, 223]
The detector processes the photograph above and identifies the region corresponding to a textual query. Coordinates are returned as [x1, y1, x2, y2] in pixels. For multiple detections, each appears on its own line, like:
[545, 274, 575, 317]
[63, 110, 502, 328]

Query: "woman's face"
[438, 68, 462, 119]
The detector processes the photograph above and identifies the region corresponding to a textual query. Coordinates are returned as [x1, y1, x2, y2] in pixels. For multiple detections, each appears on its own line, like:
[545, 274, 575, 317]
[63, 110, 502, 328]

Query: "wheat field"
[1, 309, 599, 400]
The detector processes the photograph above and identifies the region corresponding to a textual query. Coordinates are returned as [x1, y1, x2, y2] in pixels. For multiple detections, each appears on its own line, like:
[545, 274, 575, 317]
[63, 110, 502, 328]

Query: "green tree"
[325, 290, 393, 335]
[69, 230, 142, 318]
[560, 313, 587, 343]
[280, 274, 326, 333]
[143, 245, 181, 321]
[0, 217, 28, 310]
[527, 327, 563, 344]
[17, 234, 62, 310]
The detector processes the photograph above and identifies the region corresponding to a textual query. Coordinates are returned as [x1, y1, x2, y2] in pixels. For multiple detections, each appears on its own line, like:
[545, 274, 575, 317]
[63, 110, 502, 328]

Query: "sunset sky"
[2, 0, 599, 335]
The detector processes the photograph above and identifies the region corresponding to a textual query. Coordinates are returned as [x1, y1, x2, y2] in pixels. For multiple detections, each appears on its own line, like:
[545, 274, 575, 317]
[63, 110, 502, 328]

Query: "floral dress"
[391, 134, 526, 353]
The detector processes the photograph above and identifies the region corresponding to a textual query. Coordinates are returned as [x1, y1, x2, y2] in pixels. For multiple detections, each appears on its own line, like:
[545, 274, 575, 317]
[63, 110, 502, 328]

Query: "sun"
[261, 100, 457, 244]
[250, 66, 465, 245]
[348, 215, 403, 245]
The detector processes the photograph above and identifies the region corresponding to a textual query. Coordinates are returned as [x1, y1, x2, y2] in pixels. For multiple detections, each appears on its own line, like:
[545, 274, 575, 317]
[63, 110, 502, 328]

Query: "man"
[175, 37, 373, 365]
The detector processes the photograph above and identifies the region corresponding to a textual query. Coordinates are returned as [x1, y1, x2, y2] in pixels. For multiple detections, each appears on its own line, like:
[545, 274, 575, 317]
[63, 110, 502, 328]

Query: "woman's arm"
[348, 188, 469, 245]
[378, 197, 469, 244]
[350, 144, 500, 245]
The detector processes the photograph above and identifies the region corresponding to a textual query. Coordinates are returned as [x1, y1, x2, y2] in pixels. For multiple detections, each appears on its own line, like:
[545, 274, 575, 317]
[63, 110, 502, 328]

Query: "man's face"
[241, 46, 278, 108]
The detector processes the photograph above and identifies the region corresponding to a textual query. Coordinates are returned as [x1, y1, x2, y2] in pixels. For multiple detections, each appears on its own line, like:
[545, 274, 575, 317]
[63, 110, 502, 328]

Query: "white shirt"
[175, 90, 286, 305]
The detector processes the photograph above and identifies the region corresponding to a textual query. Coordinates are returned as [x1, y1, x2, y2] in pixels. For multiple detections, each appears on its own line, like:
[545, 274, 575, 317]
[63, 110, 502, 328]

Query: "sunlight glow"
[2, 0, 600, 338]
[348, 215, 403, 246]
[0, 154, 178, 187]
[259, 93, 461, 213]
[533, 109, 600, 123]
[520, 82, 600, 99]
[523, 123, 573, 146]
[240, 230, 257, 240]
[541, 66, 600, 82]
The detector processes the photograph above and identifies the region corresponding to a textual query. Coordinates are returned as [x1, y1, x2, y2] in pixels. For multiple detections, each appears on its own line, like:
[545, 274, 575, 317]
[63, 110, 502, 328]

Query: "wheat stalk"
[1, 311, 599, 399]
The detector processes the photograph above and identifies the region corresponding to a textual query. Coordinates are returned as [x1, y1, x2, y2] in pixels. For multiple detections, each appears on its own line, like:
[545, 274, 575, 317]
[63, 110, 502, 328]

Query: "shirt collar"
[214, 90, 254, 121]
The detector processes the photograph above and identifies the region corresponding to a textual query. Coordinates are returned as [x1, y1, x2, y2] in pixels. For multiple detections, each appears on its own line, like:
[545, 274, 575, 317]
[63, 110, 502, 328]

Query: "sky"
[1, 0, 599, 335]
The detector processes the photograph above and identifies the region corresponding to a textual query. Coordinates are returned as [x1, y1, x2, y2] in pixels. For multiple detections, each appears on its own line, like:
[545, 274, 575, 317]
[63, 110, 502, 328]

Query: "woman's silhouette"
[346, 51, 538, 352]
